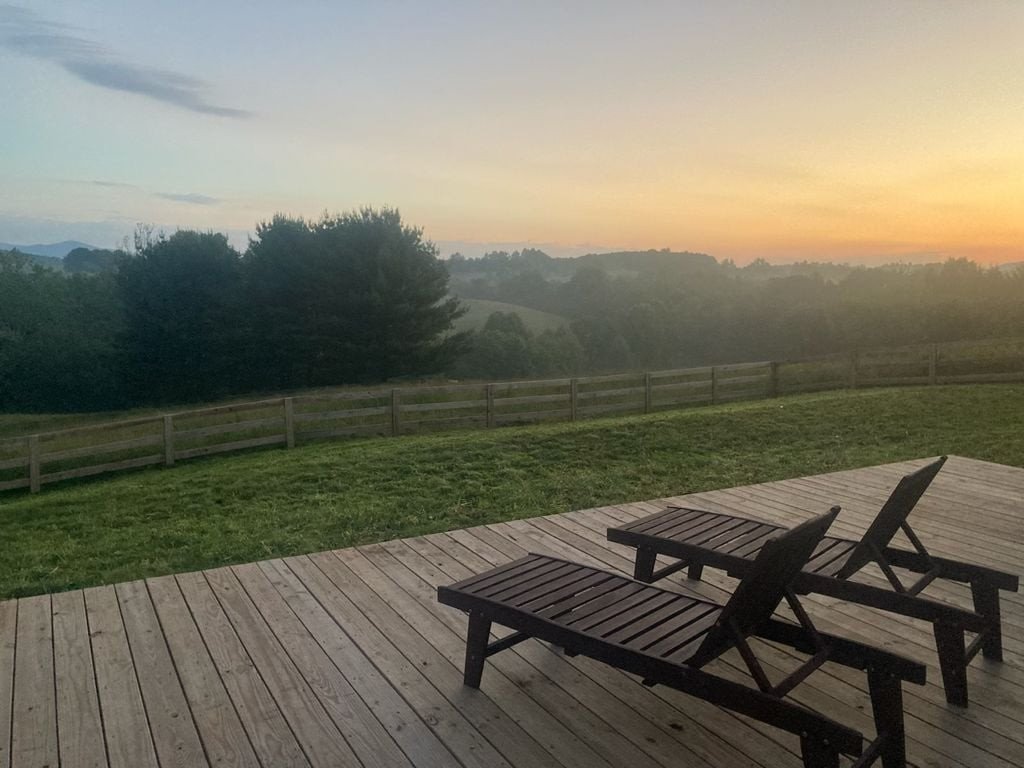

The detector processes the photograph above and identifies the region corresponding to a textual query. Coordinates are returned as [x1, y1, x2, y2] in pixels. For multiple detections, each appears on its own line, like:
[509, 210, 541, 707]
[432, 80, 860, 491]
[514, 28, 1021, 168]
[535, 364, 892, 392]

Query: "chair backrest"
[835, 456, 946, 579]
[688, 507, 839, 667]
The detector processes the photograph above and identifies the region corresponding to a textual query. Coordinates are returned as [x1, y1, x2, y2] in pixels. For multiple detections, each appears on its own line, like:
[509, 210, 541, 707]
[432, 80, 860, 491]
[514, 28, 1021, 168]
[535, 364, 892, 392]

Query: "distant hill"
[0, 248, 64, 270]
[574, 249, 717, 275]
[998, 261, 1023, 274]
[448, 248, 718, 281]
[453, 298, 569, 334]
[0, 240, 98, 259]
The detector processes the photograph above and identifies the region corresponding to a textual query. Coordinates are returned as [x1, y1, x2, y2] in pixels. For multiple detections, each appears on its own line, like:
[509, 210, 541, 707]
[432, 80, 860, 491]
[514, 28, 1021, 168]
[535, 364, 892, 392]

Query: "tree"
[116, 231, 244, 403]
[0, 253, 123, 411]
[452, 328, 533, 379]
[483, 311, 529, 338]
[64, 247, 125, 274]
[530, 327, 585, 375]
[243, 208, 467, 387]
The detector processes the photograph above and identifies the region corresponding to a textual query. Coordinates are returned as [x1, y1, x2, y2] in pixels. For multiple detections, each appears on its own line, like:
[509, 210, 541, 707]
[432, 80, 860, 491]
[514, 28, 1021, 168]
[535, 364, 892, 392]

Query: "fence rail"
[1, 336, 1022, 494]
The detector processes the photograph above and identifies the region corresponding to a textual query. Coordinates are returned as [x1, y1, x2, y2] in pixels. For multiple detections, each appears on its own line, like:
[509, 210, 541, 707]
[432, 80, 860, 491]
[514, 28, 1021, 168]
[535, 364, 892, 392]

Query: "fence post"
[849, 352, 859, 389]
[569, 379, 579, 422]
[28, 435, 40, 493]
[163, 415, 175, 466]
[283, 397, 296, 448]
[390, 389, 401, 436]
[485, 384, 495, 428]
[644, 372, 653, 414]
[710, 367, 718, 404]
[929, 344, 938, 385]
[768, 361, 779, 397]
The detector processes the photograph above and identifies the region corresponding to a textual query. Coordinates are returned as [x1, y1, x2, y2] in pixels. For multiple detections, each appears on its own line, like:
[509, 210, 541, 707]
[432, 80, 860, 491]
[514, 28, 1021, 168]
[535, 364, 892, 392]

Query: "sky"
[1, 1, 1022, 264]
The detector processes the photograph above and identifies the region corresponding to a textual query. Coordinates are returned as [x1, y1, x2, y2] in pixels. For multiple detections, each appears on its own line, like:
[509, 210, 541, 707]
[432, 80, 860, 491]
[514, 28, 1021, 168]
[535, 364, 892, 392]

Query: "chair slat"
[541, 582, 645, 621]
[454, 554, 545, 592]
[700, 519, 763, 550]
[519, 572, 618, 612]
[484, 561, 581, 601]
[621, 603, 716, 650]
[508, 569, 605, 609]
[567, 589, 662, 632]
[621, 506, 700, 533]
[657, 512, 737, 543]
[586, 591, 679, 638]
[639, 509, 717, 537]
[807, 541, 857, 577]
[718, 522, 781, 554]
[654, 609, 724, 659]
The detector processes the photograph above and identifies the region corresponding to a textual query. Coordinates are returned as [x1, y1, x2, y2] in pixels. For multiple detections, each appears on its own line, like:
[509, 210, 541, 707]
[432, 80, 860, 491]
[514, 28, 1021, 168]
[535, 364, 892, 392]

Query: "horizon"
[7, 235, 1022, 269]
[2, 2, 1022, 265]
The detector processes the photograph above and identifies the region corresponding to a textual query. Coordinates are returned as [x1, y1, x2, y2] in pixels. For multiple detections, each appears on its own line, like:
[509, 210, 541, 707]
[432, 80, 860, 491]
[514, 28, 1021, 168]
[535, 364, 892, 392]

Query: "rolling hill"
[0, 240, 97, 259]
[453, 298, 569, 334]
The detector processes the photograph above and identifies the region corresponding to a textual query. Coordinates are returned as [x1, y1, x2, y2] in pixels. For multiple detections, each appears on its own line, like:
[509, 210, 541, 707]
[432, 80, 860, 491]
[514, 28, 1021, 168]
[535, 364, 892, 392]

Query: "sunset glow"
[2, 1, 1022, 263]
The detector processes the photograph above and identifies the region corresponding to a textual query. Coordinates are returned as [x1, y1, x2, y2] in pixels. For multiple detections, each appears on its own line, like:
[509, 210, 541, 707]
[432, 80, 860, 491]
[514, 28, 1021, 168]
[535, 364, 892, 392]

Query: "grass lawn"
[0, 384, 1021, 599]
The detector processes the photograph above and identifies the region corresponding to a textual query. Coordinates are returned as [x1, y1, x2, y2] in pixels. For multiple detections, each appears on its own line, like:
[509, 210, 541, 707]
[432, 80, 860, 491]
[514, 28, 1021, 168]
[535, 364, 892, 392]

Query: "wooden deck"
[1, 454, 1021, 768]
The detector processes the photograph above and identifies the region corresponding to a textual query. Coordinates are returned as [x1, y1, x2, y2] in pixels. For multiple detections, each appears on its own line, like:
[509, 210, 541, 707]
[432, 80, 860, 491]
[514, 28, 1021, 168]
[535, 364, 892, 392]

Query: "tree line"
[0, 209, 465, 411]
[2, 213, 1022, 413]
[449, 249, 1024, 379]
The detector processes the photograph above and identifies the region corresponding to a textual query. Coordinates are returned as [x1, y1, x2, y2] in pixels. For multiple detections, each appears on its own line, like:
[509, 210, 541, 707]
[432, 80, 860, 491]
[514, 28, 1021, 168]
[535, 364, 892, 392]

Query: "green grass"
[453, 297, 569, 334]
[0, 409, 162, 438]
[1, 384, 1021, 599]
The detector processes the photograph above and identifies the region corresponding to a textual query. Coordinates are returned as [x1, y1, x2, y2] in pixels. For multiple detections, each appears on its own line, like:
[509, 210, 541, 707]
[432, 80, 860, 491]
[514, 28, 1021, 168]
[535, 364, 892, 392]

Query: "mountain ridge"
[0, 240, 99, 259]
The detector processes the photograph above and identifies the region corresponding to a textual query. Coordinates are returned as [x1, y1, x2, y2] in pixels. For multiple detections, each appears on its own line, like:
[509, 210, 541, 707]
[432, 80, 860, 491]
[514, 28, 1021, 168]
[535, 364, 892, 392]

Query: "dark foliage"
[0, 250, 123, 411]
[451, 251, 1024, 375]
[117, 231, 244, 403]
[64, 247, 125, 274]
[0, 209, 467, 411]
[244, 209, 467, 387]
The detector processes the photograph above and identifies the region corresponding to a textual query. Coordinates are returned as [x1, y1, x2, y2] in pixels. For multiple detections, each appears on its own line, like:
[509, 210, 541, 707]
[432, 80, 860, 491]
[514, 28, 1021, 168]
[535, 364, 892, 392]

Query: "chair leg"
[970, 579, 1003, 661]
[463, 612, 491, 688]
[633, 548, 656, 582]
[868, 669, 907, 768]
[688, 563, 704, 580]
[932, 622, 969, 707]
[799, 734, 839, 768]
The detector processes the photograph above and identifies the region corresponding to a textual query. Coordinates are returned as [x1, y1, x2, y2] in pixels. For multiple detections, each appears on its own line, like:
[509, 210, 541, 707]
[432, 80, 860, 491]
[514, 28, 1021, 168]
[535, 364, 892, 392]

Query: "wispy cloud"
[155, 192, 220, 205]
[69, 179, 222, 205]
[0, 4, 250, 118]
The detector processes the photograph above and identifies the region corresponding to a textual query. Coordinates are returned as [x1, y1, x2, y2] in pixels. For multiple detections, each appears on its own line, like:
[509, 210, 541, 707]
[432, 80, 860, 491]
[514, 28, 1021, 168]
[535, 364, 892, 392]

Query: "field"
[452, 297, 569, 333]
[2, 337, 1019, 499]
[0, 384, 1021, 599]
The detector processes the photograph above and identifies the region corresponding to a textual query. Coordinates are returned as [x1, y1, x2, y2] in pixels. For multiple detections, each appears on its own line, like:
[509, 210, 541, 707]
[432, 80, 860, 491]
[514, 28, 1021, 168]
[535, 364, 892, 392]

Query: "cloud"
[155, 192, 220, 205]
[0, 4, 250, 118]
[60, 179, 222, 205]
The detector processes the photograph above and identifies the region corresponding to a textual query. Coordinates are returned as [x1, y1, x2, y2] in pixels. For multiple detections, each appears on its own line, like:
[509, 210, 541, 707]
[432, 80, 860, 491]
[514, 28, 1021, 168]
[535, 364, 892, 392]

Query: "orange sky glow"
[2, 2, 1022, 264]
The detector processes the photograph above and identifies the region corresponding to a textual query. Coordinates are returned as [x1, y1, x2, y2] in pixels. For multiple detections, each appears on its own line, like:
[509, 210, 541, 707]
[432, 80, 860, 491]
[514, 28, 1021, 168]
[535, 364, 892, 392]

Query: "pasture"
[0, 383, 1020, 598]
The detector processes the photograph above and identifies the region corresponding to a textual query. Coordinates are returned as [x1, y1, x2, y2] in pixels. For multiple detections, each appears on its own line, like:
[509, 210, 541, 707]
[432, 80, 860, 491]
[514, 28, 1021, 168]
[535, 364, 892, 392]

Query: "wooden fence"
[1, 336, 1021, 494]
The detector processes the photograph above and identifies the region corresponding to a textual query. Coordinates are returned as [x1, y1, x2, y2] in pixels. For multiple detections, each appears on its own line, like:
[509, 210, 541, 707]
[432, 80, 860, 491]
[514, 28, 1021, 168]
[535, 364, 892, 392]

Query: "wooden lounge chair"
[608, 456, 1019, 707]
[438, 509, 926, 768]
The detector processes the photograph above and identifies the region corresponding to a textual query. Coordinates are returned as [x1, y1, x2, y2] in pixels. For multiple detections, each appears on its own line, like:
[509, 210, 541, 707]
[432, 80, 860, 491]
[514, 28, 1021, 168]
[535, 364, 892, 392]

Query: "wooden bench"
[608, 456, 1019, 707]
[440, 509, 926, 768]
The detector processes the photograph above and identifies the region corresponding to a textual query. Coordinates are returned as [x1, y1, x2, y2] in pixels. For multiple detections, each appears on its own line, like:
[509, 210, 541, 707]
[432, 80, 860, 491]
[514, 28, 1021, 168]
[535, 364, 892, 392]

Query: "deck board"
[1, 454, 1021, 767]
[146, 575, 262, 768]
[84, 585, 159, 768]
[52, 590, 106, 768]
[12, 595, 58, 768]
[0, 601, 18, 768]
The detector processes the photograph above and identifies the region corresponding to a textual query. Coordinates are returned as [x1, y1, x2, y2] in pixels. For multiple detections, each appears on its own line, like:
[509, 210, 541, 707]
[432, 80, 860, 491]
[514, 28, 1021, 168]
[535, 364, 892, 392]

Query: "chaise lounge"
[438, 508, 926, 768]
[607, 456, 1019, 707]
